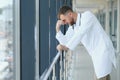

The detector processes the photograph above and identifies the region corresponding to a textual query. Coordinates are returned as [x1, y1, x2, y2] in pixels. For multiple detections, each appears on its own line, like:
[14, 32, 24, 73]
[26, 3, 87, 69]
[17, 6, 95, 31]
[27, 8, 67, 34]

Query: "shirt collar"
[75, 13, 80, 26]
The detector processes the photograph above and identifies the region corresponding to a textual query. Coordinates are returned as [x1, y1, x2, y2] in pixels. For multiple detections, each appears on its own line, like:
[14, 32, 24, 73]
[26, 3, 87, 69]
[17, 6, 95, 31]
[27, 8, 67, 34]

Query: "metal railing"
[40, 51, 73, 80]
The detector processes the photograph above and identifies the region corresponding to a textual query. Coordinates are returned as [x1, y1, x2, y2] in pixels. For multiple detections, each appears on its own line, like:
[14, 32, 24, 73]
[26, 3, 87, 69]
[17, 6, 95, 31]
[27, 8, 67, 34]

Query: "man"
[55, 6, 116, 80]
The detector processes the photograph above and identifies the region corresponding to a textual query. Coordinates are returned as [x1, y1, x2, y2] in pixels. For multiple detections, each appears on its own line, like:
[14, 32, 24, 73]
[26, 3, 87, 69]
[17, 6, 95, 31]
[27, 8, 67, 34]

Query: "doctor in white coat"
[55, 6, 116, 80]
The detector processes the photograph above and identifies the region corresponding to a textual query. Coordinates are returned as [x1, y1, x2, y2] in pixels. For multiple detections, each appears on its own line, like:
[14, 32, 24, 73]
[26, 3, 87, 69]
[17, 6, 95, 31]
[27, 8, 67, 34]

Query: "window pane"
[0, 0, 14, 80]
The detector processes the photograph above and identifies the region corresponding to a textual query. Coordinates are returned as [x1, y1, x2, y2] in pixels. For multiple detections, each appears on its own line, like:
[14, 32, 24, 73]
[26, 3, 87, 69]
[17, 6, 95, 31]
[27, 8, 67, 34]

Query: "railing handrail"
[40, 51, 61, 80]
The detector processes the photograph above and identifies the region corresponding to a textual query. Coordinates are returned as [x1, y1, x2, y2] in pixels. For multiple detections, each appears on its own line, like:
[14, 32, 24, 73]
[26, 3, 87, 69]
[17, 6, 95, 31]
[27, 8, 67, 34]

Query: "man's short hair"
[57, 6, 73, 19]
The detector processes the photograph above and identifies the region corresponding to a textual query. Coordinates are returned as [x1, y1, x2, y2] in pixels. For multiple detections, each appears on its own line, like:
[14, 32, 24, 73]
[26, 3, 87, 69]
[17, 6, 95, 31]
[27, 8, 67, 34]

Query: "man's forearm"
[56, 25, 60, 33]
[56, 20, 65, 33]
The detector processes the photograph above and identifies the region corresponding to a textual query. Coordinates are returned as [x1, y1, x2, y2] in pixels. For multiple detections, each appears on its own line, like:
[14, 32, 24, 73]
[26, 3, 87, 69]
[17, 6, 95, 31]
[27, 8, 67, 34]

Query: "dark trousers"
[95, 74, 110, 80]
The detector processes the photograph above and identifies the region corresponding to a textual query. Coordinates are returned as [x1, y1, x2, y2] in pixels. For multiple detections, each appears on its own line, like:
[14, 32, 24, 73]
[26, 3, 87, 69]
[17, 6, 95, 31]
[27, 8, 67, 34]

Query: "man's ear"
[69, 12, 72, 16]
[68, 12, 73, 17]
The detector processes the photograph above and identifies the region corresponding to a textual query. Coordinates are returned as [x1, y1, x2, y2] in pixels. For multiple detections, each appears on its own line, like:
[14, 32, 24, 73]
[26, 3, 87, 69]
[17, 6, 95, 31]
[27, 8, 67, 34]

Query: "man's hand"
[56, 44, 68, 51]
[56, 20, 64, 33]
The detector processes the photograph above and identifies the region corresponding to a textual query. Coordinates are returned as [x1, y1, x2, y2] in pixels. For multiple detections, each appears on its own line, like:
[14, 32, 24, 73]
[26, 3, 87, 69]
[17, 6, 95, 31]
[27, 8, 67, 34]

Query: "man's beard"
[69, 18, 75, 26]
[70, 21, 75, 25]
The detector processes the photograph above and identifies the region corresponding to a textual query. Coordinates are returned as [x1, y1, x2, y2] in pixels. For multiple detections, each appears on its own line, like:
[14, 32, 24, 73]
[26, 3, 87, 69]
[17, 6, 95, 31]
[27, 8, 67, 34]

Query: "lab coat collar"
[75, 13, 80, 26]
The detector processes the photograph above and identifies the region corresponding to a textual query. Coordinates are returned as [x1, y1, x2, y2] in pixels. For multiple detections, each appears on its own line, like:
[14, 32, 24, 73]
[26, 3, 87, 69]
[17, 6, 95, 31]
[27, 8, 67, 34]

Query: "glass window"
[0, 0, 14, 80]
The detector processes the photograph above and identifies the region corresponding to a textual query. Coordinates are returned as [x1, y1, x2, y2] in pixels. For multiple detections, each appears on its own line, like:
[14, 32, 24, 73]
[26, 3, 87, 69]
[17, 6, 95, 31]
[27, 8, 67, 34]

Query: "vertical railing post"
[65, 51, 68, 80]
[67, 51, 69, 79]
[117, 0, 120, 79]
[63, 51, 66, 80]
[68, 51, 72, 78]
[105, 1, 110, 36]
[52, 66, 56, 80]
[68, 51, 72, 79]
[60, 52, 63, 80]
[66, 51, 69, 80]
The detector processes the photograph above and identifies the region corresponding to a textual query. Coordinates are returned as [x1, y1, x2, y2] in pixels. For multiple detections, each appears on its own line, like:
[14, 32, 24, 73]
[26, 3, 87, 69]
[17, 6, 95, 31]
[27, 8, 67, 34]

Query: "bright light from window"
[0, 0, 12, 8]
[0, 0, 14, 80]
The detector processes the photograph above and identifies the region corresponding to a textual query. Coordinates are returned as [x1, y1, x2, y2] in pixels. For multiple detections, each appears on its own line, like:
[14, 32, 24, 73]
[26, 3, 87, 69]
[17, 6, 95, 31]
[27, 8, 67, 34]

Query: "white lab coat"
[56, 11, 116, 79]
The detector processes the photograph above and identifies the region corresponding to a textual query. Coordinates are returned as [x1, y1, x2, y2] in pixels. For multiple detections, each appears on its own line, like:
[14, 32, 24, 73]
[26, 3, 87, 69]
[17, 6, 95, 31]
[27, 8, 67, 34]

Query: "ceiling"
[73, 0, 117, 13]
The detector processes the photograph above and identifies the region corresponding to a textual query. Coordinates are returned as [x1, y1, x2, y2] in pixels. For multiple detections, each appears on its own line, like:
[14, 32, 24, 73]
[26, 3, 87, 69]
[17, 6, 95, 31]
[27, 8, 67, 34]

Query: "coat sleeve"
[56, 31, 67, 45]
[56, 27, 74, 45]
[66, 11, 95, 50]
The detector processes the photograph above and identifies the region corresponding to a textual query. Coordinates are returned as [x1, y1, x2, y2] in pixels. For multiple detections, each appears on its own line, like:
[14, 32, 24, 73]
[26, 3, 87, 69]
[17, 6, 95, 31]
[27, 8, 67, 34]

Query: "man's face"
[60, 12, 75, 26]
